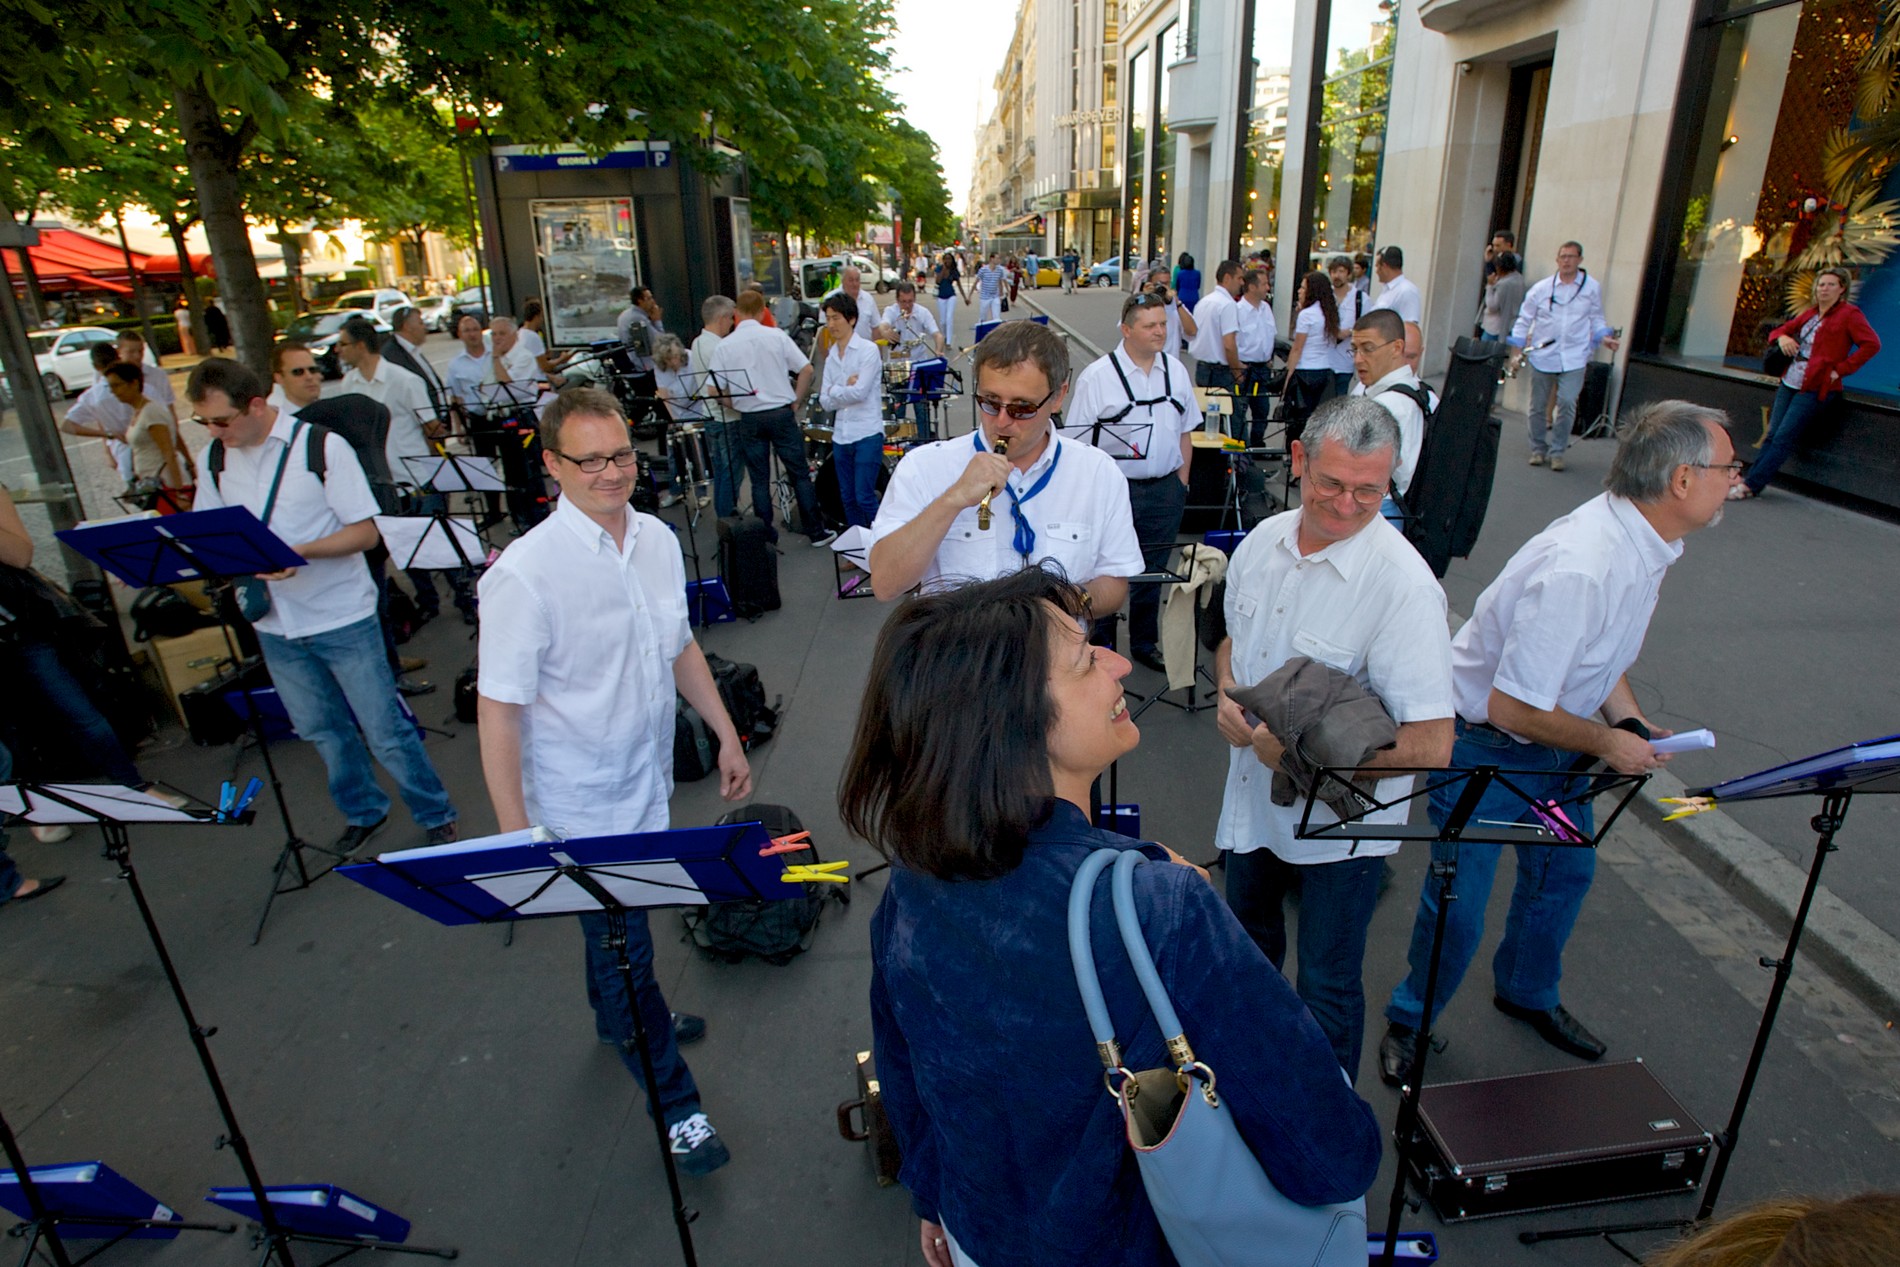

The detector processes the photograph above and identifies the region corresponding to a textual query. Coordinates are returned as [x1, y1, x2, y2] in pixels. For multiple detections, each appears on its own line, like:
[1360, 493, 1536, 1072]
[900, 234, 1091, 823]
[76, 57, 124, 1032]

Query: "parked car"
[30, 325, 120, 397]
[447, 285, 492, 328]
[1087, 254, 1141, 287]
[1033, 261, 1062, 287]
[284, 308, 394, 380]
[844, 252, 899, 291]
[335, 288, 414, 324]
[414, 294, 455, 332]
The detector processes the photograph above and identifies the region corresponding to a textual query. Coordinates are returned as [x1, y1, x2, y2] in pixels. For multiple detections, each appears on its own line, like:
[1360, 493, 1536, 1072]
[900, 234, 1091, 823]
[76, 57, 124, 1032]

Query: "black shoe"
[1131, 646, 1166, 674]
[672, 1012, 707, 1044]
[334, 817, 388, 858]
[458, 606, 479, 627]
[1493, 996, 1606, 1060]
[11, 875, 65, 904]
[424, 822, 459, 847]
[1378, 1022, 1418, 1087]
[396, 675, 437, 697]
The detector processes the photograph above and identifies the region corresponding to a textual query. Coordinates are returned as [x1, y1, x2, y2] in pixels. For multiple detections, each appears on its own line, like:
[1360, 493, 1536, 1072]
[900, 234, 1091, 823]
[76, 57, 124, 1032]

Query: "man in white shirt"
[62, 345, 141, 480]
[869, 321, 1142, 607]
[1327, 255, 1362, 397]
[267, 341, 324, 417]
[335, 316, 433, 489]
[1233, 265, 1279, 447]
[1509, 241, 1619, 472]
[1187, 260, 1244, 391]
[878, 280, 945, 442]
[688, 296, 744, 518]
[707, 289, 827, 544]
[823, 267, 881, 345]
[1370, 246, 1423, 369]
[1213, 396, 1454, 1079]
[972, 253, 1007, 324]
[381, 306, 450, 431]
[477, 386, 751, 1179]
[615, 285, 665, 371]
[186, 358, 458, 855]
[1347, 309, 1435, 523]
[444, 314, 495, 425]
[1065, 292, 1197, 670]
[1378, 400, 1735, 1085]
[818, 293, 886, 533]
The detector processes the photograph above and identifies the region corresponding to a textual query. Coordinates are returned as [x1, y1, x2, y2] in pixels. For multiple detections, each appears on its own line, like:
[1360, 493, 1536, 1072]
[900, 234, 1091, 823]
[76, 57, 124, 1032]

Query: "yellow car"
[1034, 262, 1062, 287]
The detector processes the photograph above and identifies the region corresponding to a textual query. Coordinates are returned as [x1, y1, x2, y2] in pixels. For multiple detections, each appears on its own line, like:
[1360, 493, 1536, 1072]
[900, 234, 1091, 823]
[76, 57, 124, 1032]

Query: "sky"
[883, 0, 1023, 222]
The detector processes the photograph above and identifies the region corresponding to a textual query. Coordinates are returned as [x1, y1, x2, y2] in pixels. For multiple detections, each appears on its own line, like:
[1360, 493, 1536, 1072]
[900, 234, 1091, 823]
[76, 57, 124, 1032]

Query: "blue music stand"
[1522, 733, 1900, 1251]
[56, 507, 332, 946]
[0, 1153, 234, 1265]
[337, 820, 795, 1267]
[207, 1185, 411, 1245]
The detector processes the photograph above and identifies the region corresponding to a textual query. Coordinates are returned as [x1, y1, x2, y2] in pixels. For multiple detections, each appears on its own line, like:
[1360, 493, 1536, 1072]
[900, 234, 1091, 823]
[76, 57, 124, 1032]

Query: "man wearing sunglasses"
[268, 341, 325, 417]
[1065, 292, 1198, 671]
[868, 321, 1141, 609]
[477, 387, 751, 1178]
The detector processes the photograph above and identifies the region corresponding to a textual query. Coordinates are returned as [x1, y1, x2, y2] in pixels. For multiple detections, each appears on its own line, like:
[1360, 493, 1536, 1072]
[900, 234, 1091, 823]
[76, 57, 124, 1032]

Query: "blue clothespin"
[232, 777, 264, 816]
[217, 781, 237, 821]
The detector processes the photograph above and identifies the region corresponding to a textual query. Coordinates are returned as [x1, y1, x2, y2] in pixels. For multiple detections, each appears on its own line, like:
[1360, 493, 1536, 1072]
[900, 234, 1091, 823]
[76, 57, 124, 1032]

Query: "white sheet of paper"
[375, 515, 486, 570]
[399, 455, 507, 492]
[0, 783, 200, 823]
[1651, 728, 1716, 755]
[829, 524, 872, 561]
[469, 861, 703, 914]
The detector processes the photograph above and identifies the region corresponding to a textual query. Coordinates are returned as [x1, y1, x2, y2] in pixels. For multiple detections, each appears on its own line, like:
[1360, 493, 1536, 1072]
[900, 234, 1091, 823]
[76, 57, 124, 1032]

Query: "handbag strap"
[1068, 847, 1202, 1078]
[1067, 848, 1124, 1071]
[256, 421, 304, 528]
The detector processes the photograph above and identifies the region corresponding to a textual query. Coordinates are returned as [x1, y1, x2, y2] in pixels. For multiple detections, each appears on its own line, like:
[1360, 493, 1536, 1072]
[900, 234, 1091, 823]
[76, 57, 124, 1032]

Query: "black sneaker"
[672, 1012, 707, 1044]
[1131, 646, 1167, 674]
[396, 675, 437, 697]
[808, 528, 838, 547]
[424, 822, 459, 847]
[335, 817, 388, 858]
[667, 1112, 731, 1176]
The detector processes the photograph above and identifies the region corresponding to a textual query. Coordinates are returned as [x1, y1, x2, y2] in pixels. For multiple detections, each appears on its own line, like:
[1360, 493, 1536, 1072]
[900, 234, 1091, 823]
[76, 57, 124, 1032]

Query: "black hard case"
[837, 1049, 903, 1187]
[1407, 1059, 1711, 1221]
[716, 515, 780, 616]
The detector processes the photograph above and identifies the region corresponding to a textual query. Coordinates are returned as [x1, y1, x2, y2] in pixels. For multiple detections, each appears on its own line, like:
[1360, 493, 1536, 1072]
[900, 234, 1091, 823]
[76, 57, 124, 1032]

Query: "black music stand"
[0, 782, 457, 1266]
[55, 509, 337, 946]
[1293, 762, 1649, 1267]
[470, 384, 550, 531]
[1518, 733, 1900, 1256]
[338, 819, 804, 1267]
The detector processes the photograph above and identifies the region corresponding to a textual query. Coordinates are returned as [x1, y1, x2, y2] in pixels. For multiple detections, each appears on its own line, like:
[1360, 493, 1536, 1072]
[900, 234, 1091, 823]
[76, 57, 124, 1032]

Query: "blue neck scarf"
[975, 431, 1061, 557]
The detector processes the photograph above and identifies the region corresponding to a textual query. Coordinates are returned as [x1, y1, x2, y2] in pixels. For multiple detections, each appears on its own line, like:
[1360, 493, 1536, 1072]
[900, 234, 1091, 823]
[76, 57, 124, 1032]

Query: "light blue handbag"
[1067, 848, 1367, 1267]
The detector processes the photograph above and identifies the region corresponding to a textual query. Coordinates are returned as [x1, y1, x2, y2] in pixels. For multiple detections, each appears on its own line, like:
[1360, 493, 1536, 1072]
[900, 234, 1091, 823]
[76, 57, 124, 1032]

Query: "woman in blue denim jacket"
[841, 569, 1381, 1267]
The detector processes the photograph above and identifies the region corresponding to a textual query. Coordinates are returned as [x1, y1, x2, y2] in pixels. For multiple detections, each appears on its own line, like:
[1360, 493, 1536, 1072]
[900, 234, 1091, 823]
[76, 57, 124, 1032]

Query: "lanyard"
[974, 431, 1062, 557]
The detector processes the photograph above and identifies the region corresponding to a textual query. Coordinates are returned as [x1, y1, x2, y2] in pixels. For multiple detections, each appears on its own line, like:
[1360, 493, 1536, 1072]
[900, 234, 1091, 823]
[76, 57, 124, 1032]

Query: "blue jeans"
[736, 406, 821, 535]
[5, 641, 142, 786]
[1385, 722, 1597, 1029]
[0, 742, 19, 906]
[1225, 847, 1385, 1078]
[832, 433, 883, 530]
[1745, 384, 1823, 494]
[255, 614, 455, 830]
[581, 910, 702, 1125]
[705, 420, 744, 518]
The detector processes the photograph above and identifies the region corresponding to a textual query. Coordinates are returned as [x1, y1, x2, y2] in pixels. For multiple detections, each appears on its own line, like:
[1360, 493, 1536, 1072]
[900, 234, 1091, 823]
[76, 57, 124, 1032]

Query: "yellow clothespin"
[1659, 796, 1716, 822]
[782, 860, 851, 885]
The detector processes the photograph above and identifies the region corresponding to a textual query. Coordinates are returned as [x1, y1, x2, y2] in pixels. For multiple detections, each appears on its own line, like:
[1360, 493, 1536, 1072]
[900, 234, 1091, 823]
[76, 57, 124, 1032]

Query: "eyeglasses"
[551, 448, 640, 474]
[1349, 339, 1398, 360]
[1305, 471, 1389, 507]
[1691, 461, 1744, 478]
[281, 366, 321, 377]
[190, 412, 240, 428]
[975, 384, 1060, 420]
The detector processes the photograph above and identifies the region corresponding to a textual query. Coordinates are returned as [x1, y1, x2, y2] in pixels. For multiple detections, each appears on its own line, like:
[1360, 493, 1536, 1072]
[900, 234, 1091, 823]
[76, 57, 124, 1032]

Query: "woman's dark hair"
[104, 360, 144, 389]
[521, 296, 544, 325]
[1300, 270, 1342, 342]
[1494, 250, 1519, 275]
[821, 292, 859, 324]
[839, 568, 1089, 881]
[1177, 252, 1195, 270]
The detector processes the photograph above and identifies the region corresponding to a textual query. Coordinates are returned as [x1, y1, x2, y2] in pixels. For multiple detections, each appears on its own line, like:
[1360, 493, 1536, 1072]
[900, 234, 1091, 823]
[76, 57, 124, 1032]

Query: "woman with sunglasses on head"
[1282, 271, 1343, 446]
[867, 322, 1143, 609]
[105, 361, 194, 513]
[845, 568, 1381, 1267]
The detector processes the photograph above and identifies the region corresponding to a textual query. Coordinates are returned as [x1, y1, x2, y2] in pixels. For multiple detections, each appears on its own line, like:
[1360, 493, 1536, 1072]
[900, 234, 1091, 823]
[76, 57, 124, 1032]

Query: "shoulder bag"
[1068, 848, 1366, 1267]
[215, 421, 305, 622]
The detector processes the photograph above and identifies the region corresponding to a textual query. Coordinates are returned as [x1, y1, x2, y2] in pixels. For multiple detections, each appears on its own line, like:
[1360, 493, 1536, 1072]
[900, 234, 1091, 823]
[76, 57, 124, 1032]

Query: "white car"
[30, 326, 120, 397]
[844, 252, 900, 291]
[335, 288, 415, 324]
[414, 295, 455, 332]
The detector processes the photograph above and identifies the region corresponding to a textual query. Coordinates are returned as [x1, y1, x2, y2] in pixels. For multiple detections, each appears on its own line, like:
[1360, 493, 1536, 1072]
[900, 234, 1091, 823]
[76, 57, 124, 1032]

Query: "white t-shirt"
[1329, 288, 1362, 376]
[1293, 304, 1338, 372]
[1064, 344, 1197, 479]
[708, 319, 809, 412]
[870, 433, 1144, 591]
[477, 498, 692, 838]
[1216, 509, 1453, 863]
[193, 412, 382, 639]
[1372, 273, 1422, 326]
[818, 336, 886, 445]
[515, 327, 551, 383]
[1188, 289, 1239, 366]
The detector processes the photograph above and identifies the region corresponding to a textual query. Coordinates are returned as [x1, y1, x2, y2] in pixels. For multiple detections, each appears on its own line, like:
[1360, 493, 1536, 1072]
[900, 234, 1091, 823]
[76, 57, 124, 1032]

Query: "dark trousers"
[2, 641, 142, 787]
[581, 910, 702, 1126]
[1744, 384, 1826, 494]
[1283, 368, 1337, 448]
[1239, 362, 1277, 447]
[737, 405, 821, 535]
[1125, 473, 1188, 652]
[1225, 847, 1385, 1079]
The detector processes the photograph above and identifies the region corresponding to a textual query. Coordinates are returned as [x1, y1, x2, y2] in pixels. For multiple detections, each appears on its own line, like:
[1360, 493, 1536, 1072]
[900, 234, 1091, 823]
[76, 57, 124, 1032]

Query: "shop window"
[1309, 0, 1395, 264]
[1240, 0, 1297, 260]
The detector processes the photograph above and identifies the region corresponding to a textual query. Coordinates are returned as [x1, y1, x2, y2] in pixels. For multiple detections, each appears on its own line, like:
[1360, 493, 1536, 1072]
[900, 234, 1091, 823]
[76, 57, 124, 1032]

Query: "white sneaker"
[30, 825, 73, 844]
[667, 1112, 731, 1176]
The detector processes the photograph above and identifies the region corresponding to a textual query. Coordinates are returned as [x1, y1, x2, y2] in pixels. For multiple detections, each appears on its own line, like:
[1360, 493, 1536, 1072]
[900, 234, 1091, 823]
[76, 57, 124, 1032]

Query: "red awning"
[2, 226, 215, 291]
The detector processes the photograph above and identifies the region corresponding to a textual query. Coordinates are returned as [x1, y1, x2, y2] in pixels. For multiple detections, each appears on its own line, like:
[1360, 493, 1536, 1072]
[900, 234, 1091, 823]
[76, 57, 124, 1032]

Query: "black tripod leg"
[606, 913, 698, 1267]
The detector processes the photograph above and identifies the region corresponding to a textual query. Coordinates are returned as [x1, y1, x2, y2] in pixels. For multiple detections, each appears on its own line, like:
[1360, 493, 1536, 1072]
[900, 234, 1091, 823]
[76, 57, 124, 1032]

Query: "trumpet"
[977, 436, 1010, 530]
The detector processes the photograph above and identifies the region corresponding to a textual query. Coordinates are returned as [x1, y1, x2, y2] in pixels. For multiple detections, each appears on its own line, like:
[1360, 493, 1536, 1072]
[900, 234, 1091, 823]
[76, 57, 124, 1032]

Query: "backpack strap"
[1378, 382, 1436, 420]
[304, 422, 329, 483]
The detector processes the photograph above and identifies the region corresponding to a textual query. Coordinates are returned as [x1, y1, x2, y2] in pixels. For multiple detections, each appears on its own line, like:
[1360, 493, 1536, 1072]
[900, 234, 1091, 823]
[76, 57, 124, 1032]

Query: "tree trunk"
[164, 213, 210, 354]
[113, 208, 165, 355]
[173, 81, 272, 375]
[275, 222, 306, 315]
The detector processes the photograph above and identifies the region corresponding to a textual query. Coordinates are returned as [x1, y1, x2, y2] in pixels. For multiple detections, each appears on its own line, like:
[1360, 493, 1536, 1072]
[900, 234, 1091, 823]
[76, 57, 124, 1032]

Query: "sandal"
[1726, 484, 1757, 501]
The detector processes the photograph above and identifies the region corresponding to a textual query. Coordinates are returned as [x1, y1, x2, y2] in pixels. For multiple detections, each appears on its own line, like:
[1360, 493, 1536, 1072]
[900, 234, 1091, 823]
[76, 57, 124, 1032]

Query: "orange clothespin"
[761, 831, 812, 857]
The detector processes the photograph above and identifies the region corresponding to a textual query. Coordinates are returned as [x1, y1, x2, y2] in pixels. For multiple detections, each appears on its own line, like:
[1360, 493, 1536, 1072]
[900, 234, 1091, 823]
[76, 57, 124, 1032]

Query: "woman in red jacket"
[1734, 267, 1881, 500]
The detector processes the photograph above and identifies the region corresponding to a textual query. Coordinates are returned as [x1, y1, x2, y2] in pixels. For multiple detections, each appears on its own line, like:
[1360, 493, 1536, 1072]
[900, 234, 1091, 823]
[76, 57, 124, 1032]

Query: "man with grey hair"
[688, 294, 744, 516]
[1508, 240, 1618, 471]
[825, 267, 879, 343]
[1378, 400, 1735, 1085]
[1213, 395, 1455, 1080]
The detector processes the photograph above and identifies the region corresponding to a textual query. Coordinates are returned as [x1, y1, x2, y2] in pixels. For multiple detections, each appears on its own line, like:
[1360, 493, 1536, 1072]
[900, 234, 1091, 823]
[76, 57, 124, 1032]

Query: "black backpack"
[207, 400, 400, 516]
[674, 696, 719, 782]
[704, 652, 780, 752]
[681, 804, 840, 965]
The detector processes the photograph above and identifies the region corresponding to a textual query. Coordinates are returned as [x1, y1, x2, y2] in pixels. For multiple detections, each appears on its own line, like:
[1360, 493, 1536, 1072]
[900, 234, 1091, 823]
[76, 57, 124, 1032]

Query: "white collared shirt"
[1372, 273, 1422, 325]
[477, 497, 692, 838]
[1064, 343, 1196, 479]
[264, 385, 310, 418]
[191, 411, 381, 640]
[870, 432, 1143, 590]
[1235, 296, 1278, 363]
[708, 319, 809, 412]
[880, 302, 941, 355]
[1453, 493, 1682, 736]
[688, 329, 736, 422]
[1329, 288, 1362, 375]
[64, 378, 132, 438]
[819, 335, 886, 445]
[1216, 509, 1453, 863]
[446, 349, 494, 414]
[341, 358, 433, 480]
[1351, 365, 1434, 495]
[1188, 288, 1238, 365]
[1509, 272, 1613, 374]
[395, 334, 445, 396]
[1293, 303, 1339, 371]
[825, 289, 881, 344]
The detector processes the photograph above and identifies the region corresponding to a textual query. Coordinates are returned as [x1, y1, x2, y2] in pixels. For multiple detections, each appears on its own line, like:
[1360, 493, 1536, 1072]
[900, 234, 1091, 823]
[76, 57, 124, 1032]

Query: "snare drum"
[673, 423, 711, 484]
[884, 356, 913, 390]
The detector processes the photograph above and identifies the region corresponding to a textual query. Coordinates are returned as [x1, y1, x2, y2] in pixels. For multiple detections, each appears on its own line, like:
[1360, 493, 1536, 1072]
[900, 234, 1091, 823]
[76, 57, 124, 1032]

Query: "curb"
[1019, 294, 1105, 361]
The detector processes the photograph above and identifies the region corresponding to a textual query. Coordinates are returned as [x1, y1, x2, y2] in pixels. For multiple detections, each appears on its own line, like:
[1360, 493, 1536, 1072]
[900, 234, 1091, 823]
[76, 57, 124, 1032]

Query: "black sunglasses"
[975, 384, 1060, 420]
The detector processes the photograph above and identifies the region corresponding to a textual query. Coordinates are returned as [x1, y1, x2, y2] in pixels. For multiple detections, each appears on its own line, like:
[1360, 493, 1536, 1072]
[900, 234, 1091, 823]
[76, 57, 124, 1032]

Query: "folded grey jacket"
[1227, 655, 1399, 821]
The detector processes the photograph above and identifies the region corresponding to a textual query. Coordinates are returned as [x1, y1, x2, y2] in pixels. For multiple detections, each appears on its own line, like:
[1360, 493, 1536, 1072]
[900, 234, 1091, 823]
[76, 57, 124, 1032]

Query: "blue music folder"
[338, 821, 788, 925]
[57, 506, 305, 588]
[206, 1184, 409, 1242]
[1691, 733, 1900, 803]
[0, 1161, 182, 1239]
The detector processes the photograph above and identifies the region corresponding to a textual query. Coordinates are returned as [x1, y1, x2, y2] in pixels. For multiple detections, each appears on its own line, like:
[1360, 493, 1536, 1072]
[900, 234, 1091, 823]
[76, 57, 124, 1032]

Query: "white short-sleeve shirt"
[881, 302, 940, 354]
[1350, 365, 1433, 495]
[1235, 297, 1279, 363]
[1372, 273, 1423, 326]
[1329, 288, 1363, 376]
[1216, 509, 1453, 863]
[1452, 493, 1682, 736]
[1293, 304, 1338, 372]
[1063, 343, 1196, 479]
[708, 319, 809, 412]
[192, 411, 382, 640]
[1188, 289, 1239, 365]
[870, 433, 1143, 590]
[477, 497, 692, 838]
[341, 359, 434, 479]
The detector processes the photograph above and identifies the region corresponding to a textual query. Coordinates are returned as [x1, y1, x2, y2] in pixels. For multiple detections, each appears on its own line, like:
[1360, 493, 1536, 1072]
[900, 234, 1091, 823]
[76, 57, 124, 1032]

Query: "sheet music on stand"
[474, 380, 542, 417]
[1071, 412, 1157, 463]
[375, 515, 487, 571]
[400, 454, 508, 493]
[680, 367, 755, 412]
